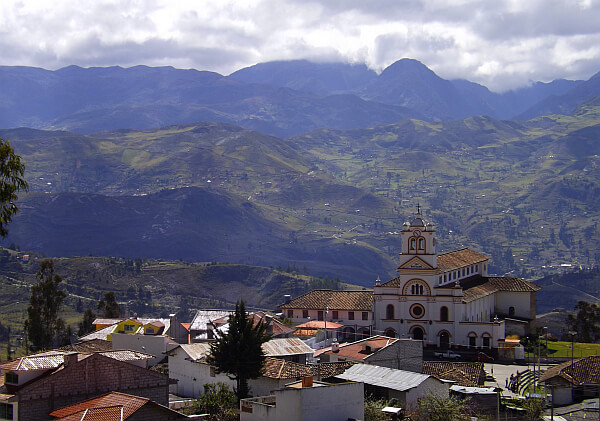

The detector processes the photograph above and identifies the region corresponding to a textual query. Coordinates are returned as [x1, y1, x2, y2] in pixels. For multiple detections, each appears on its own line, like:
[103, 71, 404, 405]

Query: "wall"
[367, 339, 423, 372]
[112, 333, 178, 366]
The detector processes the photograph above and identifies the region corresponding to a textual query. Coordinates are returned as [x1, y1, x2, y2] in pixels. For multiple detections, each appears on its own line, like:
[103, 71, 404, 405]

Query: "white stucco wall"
[112, 333, 177, 366]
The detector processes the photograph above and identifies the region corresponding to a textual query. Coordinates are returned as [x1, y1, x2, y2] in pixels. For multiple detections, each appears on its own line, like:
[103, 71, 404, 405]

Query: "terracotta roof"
[279, 290, 373, 311]
[422, 361, 485, 386]
[295, 321, 344, 330]
[324, 336, 398, 361]
[261, 357, 356, 379]
[54, 406, 124, 421]
[437, 249, 489, 271]
[381, 276, 402, 287]
[539, 356, 600, 385]
[50, 391, 148, 420]
[462, 277, 541, 303]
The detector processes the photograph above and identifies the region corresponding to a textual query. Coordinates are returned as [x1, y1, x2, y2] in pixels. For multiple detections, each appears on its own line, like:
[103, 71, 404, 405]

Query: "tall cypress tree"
[24, 260, 66, 351]
[207, 300, 271, 400]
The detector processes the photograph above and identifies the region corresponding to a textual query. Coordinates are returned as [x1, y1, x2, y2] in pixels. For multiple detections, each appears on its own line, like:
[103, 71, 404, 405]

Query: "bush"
[192, 383, 237, 421]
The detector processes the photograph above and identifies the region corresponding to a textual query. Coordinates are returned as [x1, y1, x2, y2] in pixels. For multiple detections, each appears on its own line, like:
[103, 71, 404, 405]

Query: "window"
[409, 304, 425, 319]
[462, 268, 465, 276]
[384, 328, 396, 338]
[362, 312, 368, 321]
[0, 403, 13, 420]
[418, 238, 425, 250]
[411, 284, 424, 295]
[440, 306, 449, 322]
[409, 238, 416, 250]
[469, 336, 477, 348]
[508, 306, 515, 316]
[4, 372, 17, 385]
[332, 310, 338, 319]
[287, 310, 293, 318]
[386, 304, 395, 320]
[348, 311, 355, 320]
[317, 311, 324, 321]
[124, 324, 135, 332]
[145, 327, 154, 334]
[302, 310, 309, 318]
[483, 336, 491, 348]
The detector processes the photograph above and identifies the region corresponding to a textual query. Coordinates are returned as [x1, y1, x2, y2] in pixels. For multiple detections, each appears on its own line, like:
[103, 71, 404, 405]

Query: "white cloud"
[1, 0, 600, 91]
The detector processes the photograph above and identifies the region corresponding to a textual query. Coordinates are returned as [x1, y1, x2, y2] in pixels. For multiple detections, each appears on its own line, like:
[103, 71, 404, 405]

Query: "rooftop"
[539, 356, 600, 385]
[279, 290, 373, 311]
[422, 361, 485, 387]
[462, 277, 542, 303]
[324, 335, 398, 361]
[336, 363, 434, 392]
[437, 248, 489, 271]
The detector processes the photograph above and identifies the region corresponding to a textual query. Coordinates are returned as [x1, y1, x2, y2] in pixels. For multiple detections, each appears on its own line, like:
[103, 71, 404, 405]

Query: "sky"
[2, 0, 600, 92]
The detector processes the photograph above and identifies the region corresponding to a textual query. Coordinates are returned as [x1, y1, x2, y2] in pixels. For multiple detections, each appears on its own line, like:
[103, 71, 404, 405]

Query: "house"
[111, 332, 180, 366]
[88, 314, 188, 345]
[261, 337, 315, 364]
[449, 385, 500, 414]
[0, 351, 170, 420]
[188, 310, 231, 342]
[240, 378, 364, 421]
[49, 391, 187, 420]
[168, 341, 353, 398]
[422, 361, 486, 387]
[318, 335, 423, 373]
[279, 290, 374, 341]
[335, 363, 448, 407]
[539, 356, 600, 405]
[373, 208, 541, 351]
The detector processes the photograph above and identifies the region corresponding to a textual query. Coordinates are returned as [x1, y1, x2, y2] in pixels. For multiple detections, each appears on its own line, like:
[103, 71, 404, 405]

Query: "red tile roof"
[324, 336, 398, 361]
[437, 249, 489, 271]
[539, 356, 600, 385]
[422, 361, 486, 386]
[280, 290, 373, 311]
[261, 357, 355, 379]
[49, 391, 148, 419]
[462, 277, 541, 302]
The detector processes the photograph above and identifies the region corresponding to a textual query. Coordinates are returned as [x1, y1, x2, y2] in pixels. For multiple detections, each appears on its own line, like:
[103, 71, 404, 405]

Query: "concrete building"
[318, 335, 423, 373]
[240, 378, 364, 421]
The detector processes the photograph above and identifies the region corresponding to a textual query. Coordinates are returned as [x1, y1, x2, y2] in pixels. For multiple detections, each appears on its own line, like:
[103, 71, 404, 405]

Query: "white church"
[373, 208, 541, 350]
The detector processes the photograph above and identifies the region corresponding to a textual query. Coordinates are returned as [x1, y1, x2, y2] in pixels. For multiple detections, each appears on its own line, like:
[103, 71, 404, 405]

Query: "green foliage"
[191, 383, 237, 421]
[522, 398, 546, 421]
[207, 300, 271, 400]
[24, 259, 67, 351]
[97, 291, 121, 318]
[364, 396, 389, 421]
[411, 395, 473, 421]
[566, 300, 600, 343]
[77, 308, 97, 336]
[0, 138, 28, 238]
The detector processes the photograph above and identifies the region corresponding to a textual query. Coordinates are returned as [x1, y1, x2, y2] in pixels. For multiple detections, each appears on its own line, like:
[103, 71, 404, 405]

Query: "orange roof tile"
[50, 391, 148, 419]
[462, 277, 541, 302]
[437, 249, 489, 271]
[261, 357, 356, 379]
[422, 361, 485, 386]
[295, 321, 344, 330]
[325, 336, 398, 361]
[280, 290, 373, 311]
[539, 356, 600, 385]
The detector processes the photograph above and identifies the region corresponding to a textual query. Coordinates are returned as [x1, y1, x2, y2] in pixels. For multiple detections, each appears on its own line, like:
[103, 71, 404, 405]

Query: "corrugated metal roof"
[450, 385, 497, 394]
[189, 310, 232, 331]
[178, 343, 212, 362]
[262, 338, 314, 356]
[336, 363, 431, 392]
[99, 350, 155, 362]
[11, 354, 65, 371]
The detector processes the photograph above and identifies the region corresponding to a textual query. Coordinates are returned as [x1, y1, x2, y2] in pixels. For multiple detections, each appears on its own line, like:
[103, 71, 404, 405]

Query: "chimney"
[64, 353, 79, 367]
[301, 376, 313, 388]
[332, 339, 339, 353]
[284, 295, 291, 304]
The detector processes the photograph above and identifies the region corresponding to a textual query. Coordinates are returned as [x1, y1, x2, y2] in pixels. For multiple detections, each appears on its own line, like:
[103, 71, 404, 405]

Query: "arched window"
[384, 328, 396, 338]
[440, 306, 449, 322]
[418, 237, 425, 250]
[386, 304, 395, 320]
[409, 238, 416, 250]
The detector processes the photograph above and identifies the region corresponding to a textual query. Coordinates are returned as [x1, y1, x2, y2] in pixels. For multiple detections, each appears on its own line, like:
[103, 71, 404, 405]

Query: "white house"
[240, 378, 364, 421]
[335, 363, 449, 407]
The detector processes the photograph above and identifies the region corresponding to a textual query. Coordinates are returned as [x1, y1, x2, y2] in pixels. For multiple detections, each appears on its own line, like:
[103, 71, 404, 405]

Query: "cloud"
[1, 0, 600, 91]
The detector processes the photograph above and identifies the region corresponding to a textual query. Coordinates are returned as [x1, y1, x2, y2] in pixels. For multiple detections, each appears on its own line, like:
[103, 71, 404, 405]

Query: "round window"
[410, 304, 425, 319]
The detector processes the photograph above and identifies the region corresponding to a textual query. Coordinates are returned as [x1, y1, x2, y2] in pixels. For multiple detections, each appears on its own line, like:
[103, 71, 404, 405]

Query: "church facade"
[373, 209, 541, 350]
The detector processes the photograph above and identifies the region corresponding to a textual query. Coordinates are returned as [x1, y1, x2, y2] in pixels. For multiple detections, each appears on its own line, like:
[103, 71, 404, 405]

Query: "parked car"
[433, 350, 462, 359]
[466, 352, 494, 362]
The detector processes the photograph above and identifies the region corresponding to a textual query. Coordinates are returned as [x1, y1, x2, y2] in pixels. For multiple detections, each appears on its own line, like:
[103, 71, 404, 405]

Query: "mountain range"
[2, 59, 597, 137]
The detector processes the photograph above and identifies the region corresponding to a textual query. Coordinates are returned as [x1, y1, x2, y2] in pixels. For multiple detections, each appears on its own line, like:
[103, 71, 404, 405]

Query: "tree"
[78, 308, 97, 336]
[191, 383, 237, 421]
[566, 300, 600, 342]
[24, 259, 66, 350]
[207, 300, 270, 400]
[411, 395, 473, 421]
[97, 291, 121, 318]
[0, 138, 28, 238]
